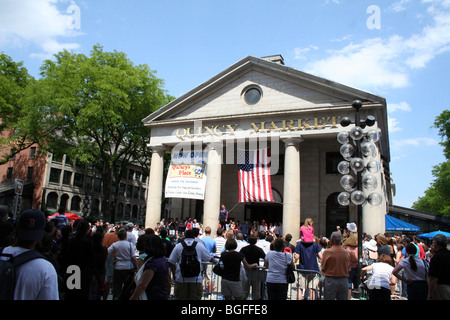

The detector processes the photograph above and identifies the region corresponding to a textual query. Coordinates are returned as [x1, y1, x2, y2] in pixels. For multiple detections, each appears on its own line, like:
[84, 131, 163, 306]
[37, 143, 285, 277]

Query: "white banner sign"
[165, 151, 207, 200]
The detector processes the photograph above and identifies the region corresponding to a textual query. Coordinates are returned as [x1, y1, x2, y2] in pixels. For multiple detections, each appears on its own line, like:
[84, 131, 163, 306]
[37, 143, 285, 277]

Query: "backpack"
[179, 240, 200, 278]
[0, 247, 45, 300]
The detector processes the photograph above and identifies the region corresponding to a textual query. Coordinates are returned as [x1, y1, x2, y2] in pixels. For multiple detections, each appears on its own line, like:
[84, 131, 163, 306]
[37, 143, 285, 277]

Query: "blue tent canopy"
[385, 215, 420, 232]
[417, 230, 450, 239]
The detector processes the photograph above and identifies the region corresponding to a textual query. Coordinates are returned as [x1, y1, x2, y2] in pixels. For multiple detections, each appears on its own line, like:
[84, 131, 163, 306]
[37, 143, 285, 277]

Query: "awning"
[417, 230, 450, 239]
[385, 215, 420, 232]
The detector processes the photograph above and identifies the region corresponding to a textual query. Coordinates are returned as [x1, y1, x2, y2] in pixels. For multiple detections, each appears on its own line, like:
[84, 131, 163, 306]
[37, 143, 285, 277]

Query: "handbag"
[285, 253, 295, 284]
[213, 260, 224, 277]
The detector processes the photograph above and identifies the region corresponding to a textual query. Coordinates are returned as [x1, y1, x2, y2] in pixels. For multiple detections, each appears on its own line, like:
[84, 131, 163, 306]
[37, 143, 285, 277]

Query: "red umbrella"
[48, 212, 82, 220]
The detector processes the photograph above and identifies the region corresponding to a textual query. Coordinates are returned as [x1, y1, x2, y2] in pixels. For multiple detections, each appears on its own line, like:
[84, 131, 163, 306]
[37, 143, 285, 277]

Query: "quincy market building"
[142, 55, 393, 242]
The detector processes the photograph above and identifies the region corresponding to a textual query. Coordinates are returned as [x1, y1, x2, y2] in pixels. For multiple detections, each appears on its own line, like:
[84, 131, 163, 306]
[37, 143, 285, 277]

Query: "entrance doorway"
[326, 192, 349, 238]
[245, 203, 282, 224]
[244, 188, 283, 224]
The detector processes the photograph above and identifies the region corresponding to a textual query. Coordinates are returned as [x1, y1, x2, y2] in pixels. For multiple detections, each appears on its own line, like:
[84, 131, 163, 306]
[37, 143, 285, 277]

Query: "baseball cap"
[16, 209, 46, 242]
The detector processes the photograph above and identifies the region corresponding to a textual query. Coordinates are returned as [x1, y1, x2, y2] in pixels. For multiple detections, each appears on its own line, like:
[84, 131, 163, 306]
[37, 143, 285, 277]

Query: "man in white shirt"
[0, 209, 59, 300]
[125, 223, 137, 250]
[256, 231, 271, 254]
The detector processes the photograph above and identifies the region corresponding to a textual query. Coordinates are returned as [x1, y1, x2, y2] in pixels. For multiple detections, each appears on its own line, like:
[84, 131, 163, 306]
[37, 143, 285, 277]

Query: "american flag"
[238, 148, 273, 203]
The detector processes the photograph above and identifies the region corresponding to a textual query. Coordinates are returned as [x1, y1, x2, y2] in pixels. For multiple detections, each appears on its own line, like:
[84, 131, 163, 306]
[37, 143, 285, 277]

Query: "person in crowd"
[284, 234, 296, 254]
[361, 254, 397, 300]
[159, 228, 174, 258]
[107, 228, 137, 299]
[200, 226, 217, 294]
[135, 233, 149, 270]
[300, 218, 315, 243]
[427, 234, 450, 300]
[130, 234, 170, 300]
[168, 229, 216, 300]
[90, 231, 107, 300]
[392, 243, 429, 300]
[214, 227, 226, 259]
[220, 238, 257, 300]
[375, 234, 391, 257]
[0, 209, 59, 300]
[126, 222, 137, 250]
[294, 233, 323, 300]
[321, 231, 350, 300]
[240, 235, 266, 300]
[51, 207, 69, 230]
[0, 205, 14, 247]
[219, 204, 228, 229]
[101, 225, 119, 300]
[413, 236, 425, 259]
[256, 230, 271, 254]
[264, 238, 295, 300]
[235, 231, 248, 251]
[342, 223, 358, 299]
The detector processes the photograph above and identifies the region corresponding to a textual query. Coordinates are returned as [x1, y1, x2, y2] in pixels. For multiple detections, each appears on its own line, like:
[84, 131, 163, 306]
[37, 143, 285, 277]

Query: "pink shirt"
[300, 225, 315, 242]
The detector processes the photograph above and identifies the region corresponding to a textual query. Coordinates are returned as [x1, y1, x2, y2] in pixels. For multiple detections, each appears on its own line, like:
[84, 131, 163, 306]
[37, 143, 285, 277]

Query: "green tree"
[0, 53, 36, 163]
[18, 44, 173, 221]
[413, 109, 450, 216]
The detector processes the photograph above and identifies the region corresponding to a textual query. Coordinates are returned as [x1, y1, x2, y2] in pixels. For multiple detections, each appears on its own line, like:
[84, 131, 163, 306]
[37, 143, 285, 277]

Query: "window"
[119, 183, 125, 195]
[46, 192, 58, 209]
[128, 169, 134, 180]
[27, 167, 33, 181]
[70, 196, 81, 211]
[85, 176, 93, 191]
[93, 178, 102, 192]
[74, 173, 84, 188]
[29, 147, 36, 159]
[49, 168, 61, 183]
[326, 152, 345, 174]
[242, 85, 262, 105]
[63, 171, 72, 185]
[6, 167, 13, 180]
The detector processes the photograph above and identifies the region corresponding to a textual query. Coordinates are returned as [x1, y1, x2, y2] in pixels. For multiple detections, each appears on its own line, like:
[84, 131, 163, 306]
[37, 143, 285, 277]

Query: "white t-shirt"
[256, 240, 271, 254]
[1, 246, 59, 300]
[214, 236, 226, 258]
[265, 250, 292, 284]
[168, 238, 212, 283]
[367, 262, 394, 290]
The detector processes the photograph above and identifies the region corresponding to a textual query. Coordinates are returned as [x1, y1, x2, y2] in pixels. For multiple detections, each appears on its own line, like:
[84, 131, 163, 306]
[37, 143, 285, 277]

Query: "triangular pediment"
[143, 55, 385, 125]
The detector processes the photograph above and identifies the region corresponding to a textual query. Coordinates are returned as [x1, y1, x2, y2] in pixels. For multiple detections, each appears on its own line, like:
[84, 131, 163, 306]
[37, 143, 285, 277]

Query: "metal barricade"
[199, 262, 324, 300]
[288, 269, 323, 300]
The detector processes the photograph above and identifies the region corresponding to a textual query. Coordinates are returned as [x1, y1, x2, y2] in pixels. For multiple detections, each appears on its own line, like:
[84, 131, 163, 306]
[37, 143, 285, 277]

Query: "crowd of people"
[1, 203, 449, 301]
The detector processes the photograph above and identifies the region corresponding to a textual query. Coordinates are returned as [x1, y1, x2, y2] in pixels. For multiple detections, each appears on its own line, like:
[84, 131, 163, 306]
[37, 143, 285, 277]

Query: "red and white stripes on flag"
[238, 148, 273, 203]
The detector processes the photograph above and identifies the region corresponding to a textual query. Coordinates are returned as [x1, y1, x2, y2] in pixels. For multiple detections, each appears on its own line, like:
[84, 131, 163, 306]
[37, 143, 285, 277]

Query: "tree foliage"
[0, 53, 36, 162]
[14, 45, 174, 221]
[412, 109, 450, 216]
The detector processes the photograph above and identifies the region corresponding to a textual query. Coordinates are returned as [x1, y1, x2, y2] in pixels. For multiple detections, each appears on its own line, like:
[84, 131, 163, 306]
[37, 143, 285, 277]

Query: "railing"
[192, 262, 323, 300]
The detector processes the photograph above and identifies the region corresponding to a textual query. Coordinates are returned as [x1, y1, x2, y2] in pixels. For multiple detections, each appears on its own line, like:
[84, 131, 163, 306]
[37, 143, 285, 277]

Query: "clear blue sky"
[1, 0, 449, 209]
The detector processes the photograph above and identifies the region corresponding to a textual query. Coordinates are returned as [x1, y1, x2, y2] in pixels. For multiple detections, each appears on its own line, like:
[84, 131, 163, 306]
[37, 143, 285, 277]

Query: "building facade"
[0, 145, 148, 224]
[143, 55, 393, 241]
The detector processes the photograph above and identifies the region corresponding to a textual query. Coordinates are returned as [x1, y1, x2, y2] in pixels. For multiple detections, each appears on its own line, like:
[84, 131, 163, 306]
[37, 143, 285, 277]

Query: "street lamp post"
[337, 100, 383, 297]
